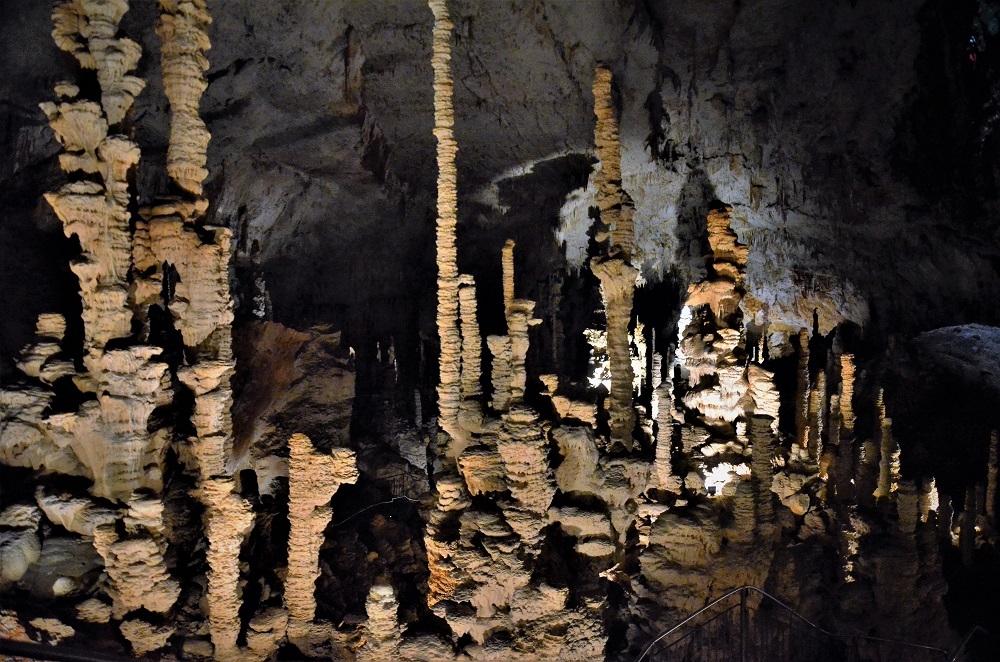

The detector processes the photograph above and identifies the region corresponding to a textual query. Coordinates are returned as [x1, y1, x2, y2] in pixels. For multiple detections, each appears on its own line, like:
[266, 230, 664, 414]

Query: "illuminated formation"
[0, 2, 985, 660]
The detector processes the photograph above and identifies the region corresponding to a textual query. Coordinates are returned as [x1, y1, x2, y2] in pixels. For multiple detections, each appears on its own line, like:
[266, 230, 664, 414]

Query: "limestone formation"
[358, 584, 403, 661]
[202, 477, 254, 661]
[120, 619, 174, 656]
[51, 0, 146, 125]
[285, 433, 359, 653]
[592, 258, 638, 448]
[459, 275, 482, 400]
[653, 354, 681, 492]
[502, 239, 516, 317]
[92, 525, 180, 619]
[430, 0, 462, 441]
[874, 390, 899, 502]
[592, 65, 634, 259]
[796, 329, 811, 450]
[157, 0, 212, 196]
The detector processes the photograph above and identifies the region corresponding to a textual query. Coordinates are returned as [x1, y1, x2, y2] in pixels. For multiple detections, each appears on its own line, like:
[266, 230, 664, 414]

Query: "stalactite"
[157, 0, 212, 196]
[51, 0, 146, 126]
[41, 98, 136, 371]
[285, 433, 359, 655]
[429, 0, 462, 440]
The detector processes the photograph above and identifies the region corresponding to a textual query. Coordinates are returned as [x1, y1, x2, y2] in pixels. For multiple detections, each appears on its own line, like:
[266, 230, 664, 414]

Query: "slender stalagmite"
[502, 239, 516, 318]
[285, 434, 358, 654]
[591, 66, 637, 448]
[795, 329, 811, 450]
[459, 276, 482, 400]
[874, 389, 897, 502]
[840, 353, 856, 433]
[592, 65, 634, 259]
[430, 0, 462, 440]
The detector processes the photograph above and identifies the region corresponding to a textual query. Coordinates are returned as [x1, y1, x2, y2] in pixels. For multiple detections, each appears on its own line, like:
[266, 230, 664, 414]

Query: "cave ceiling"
[4, 0, 1000, 370]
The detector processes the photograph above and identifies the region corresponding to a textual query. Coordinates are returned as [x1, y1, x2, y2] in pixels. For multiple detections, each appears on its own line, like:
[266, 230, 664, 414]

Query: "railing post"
[740, 587, 748, 662]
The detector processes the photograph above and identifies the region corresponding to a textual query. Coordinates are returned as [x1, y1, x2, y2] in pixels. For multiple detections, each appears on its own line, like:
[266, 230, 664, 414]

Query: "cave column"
[285, 434, 359, 655]
[429, 0, 462, 443]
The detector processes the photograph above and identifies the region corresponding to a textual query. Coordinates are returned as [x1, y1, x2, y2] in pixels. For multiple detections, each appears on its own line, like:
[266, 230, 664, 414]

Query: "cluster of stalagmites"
[0, 1, 987, 659]
[1, 0, 250, 657]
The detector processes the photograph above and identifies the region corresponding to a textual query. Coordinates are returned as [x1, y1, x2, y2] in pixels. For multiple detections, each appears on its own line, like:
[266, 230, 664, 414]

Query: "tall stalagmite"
[429, 0, 462, 441]
[285, 433, 359, 654]
[591, 66, 637, 449]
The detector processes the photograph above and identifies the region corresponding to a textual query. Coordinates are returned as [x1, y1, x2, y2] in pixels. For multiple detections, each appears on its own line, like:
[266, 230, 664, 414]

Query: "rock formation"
[430, 0, 462, 444]
[285, 433, 359, 654]
[157, 0, 212, 196]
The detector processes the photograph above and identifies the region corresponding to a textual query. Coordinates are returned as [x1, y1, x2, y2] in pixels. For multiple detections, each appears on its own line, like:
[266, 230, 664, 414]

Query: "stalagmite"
[92, 525, 180, 620]
[458, 275, 482, 400]
[874, 390, 899, 502]
[592, 258, 638, 448]
[810, 371, 826, 466]
[487, 334, 513, 412]
[157, 0, 212, 196]
[502, 239, 516, 317]
[795, 329, 811, 450]
[840, 353, 856, 433]
[507, 300, 542, 404]
[750, 415, 776, 523]
[653, 353, 681, 492]
[285, 433, 359, 654]
[592, 65, 634, 259]
[430, 0, 462, 440]
[358, 584, 402, 661]
[202, 477, 254, 661]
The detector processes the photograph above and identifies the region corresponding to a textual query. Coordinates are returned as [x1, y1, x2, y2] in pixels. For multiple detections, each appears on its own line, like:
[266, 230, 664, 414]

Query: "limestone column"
[459, 276, 482, 401]
[502, 239, 516, 318]
[795, 329, 811, 451]
[429, 0, 462, 440]
[592, 258, 638, 449]
[285, 434, 359, 654]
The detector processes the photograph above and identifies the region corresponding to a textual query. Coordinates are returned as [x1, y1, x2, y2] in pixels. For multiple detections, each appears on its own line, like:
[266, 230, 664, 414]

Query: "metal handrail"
[636, 585, 952, 662]
[948, 625, 1000, 662]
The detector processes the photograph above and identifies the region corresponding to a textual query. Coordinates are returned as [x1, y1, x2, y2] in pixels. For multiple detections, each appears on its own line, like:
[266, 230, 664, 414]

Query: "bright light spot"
[703, 462, 751, 496]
